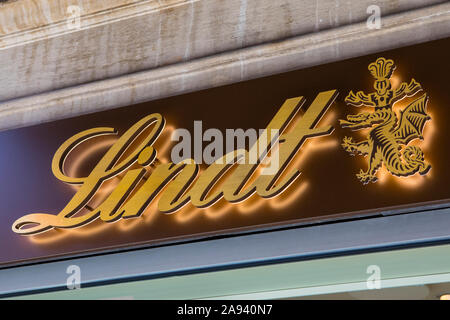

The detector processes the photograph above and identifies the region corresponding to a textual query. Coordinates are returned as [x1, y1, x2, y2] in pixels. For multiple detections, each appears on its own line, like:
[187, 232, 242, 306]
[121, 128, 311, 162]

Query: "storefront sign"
[1, 38, 449, 266]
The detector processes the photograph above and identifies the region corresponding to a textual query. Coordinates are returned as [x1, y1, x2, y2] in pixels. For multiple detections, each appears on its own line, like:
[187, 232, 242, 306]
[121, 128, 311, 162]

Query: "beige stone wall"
[0, 0, 448, 130]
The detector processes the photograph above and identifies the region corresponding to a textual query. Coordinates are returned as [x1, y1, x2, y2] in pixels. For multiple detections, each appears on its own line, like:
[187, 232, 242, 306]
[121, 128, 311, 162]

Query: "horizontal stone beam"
[0, 2, 448, 131]
[0, 0, 446, 101]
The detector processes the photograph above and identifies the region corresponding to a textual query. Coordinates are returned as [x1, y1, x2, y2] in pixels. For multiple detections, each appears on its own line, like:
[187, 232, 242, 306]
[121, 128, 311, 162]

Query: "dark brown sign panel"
[1, 38, 449, 267]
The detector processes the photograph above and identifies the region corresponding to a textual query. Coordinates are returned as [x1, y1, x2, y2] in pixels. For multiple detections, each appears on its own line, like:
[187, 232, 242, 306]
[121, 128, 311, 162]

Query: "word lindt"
[12, 90, 337, 235]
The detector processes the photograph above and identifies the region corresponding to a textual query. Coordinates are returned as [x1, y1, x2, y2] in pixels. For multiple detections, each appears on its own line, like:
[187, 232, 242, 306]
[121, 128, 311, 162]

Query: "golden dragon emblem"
[339, 57, 431, 184]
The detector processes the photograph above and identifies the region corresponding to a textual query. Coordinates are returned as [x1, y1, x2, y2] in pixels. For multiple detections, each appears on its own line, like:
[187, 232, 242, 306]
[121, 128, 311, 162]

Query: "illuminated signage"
[12, 90, 337, 235]
[0, 38, 448, 266]
[340, 57, 431, 184]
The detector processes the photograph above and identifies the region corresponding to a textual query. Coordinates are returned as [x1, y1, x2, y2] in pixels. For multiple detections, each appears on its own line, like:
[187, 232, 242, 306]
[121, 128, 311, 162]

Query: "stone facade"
[0, 0, 449, 130]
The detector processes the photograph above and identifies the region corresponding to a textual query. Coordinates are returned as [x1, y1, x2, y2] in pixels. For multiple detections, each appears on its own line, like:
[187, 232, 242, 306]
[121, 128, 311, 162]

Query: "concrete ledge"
[0, 0, 446, 101]
[0, 3, 448, 131]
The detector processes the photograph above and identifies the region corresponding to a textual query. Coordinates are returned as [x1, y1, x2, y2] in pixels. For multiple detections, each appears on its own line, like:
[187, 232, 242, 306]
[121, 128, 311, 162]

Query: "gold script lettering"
[12, 90, 338, 235]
